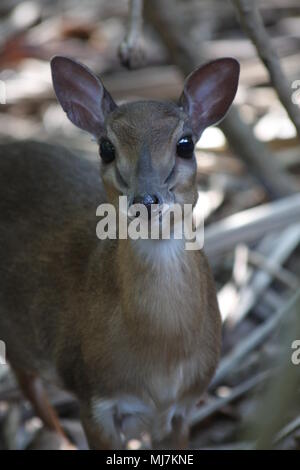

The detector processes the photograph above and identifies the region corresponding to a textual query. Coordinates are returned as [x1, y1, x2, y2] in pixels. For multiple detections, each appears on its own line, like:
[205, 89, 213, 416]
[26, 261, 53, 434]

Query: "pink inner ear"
[51, 56, 116, 136]
[181, 58, 240, 137]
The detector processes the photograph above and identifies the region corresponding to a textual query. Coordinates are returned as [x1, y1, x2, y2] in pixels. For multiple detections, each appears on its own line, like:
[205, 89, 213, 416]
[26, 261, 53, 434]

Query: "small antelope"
[0, 56, 239, 449]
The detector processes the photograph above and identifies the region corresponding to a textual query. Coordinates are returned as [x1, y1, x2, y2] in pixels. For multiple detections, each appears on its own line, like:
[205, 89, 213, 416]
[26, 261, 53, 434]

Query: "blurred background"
[0, 0, 300, 450]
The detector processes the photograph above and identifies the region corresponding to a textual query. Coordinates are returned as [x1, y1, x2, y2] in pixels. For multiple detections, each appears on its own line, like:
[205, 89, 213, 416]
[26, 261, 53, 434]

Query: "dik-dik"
[0, 56, 239, 449]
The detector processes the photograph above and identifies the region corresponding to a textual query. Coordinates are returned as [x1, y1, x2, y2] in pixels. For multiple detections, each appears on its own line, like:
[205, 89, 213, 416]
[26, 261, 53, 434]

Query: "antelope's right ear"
[51, 56, 117, 137]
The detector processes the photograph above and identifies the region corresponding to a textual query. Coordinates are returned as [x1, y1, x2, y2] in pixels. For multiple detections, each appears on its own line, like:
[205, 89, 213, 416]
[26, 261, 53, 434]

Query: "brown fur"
[0, 56, 240, 448]
[0, 138, 220, 449]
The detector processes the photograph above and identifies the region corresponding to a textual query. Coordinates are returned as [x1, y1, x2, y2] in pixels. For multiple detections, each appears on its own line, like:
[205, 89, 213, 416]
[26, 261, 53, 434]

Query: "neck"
[116, 236, 204, 337]
[129, 237, 186, 268]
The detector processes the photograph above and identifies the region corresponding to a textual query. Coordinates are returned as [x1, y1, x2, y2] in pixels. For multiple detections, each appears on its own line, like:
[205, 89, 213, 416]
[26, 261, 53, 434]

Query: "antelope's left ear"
[179, 58, 240, 138]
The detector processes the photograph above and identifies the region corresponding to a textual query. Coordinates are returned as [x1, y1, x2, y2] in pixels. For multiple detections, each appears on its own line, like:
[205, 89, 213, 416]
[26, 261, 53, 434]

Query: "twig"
[119, 0, 145, 69]
[190, 370, 270, 427]
[210, 290, 300, 389]
[274, 415, 300, 444]
[205, 194, 300, 260]
[229, 225, 300, 324]
[220, 107, 299, 198]
[248, 293, 300, 449]
[144, 0, 299, 199]
[248, 250, 299, 290]
[232, 0, 300, 139]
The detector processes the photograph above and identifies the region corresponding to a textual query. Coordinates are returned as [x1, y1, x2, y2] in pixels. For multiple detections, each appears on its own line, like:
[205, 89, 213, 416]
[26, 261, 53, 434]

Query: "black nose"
[132, 194, 160, 219]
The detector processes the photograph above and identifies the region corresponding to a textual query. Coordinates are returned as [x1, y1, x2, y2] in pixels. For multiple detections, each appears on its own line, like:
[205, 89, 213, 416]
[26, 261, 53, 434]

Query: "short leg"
[153, 415, 189, 450]
[12, 368, 75, 449]
[80, 406, 123, 450]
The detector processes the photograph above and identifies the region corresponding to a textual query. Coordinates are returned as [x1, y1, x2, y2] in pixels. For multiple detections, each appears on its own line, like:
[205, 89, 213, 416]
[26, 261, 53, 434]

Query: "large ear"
[51, 56, 117, 137]
[180, 58, 240, 138]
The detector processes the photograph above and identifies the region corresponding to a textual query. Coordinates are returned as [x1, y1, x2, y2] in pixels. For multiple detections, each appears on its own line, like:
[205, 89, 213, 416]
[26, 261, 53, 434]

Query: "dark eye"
[99, 138, 115, 163]
[176, 136, 194, 159]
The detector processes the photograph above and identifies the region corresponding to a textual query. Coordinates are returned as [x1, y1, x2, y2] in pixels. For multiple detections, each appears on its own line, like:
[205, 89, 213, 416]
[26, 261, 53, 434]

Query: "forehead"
[107, 101, 185, 147]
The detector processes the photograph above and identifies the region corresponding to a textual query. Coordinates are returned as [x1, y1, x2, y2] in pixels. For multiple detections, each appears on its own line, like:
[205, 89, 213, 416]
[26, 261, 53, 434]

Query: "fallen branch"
[119, 0, 145, 69]
[249, 294, 300, 449]
[229, 225, 300, 324]
[190, 370, 270, 428]
[232, 0, 300, 139]
[248, 250, 299, 290]
[210, 290, 300, 389]
[274, 415, 300, 444]
[205, 194, 300, 260]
